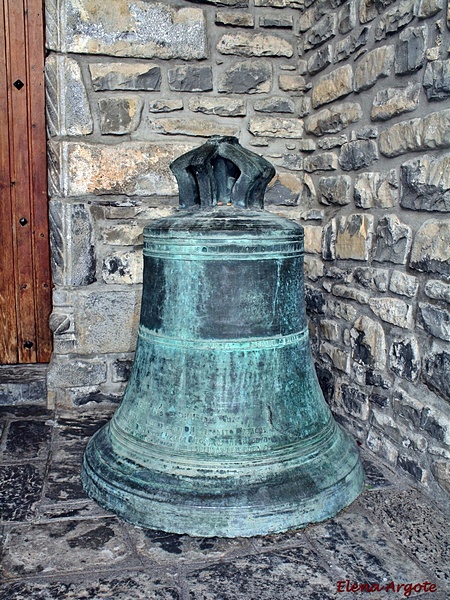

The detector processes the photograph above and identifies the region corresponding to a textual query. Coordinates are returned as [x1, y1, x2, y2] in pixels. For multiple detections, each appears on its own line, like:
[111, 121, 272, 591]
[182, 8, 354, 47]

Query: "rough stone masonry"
[45, 0, 450, 504]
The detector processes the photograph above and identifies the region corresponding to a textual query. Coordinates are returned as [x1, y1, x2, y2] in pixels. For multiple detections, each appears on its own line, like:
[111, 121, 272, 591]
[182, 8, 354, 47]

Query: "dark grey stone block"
[168, 66, 213, 92]
[395, 26, 427, 74]
[339, 139, 378, 171]
[423, 60, 450, 101]
[423, 350, 450, 401]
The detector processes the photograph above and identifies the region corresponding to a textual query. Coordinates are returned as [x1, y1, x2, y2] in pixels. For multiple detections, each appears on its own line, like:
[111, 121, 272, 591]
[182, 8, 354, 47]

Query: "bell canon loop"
[81, 136, 364, 538]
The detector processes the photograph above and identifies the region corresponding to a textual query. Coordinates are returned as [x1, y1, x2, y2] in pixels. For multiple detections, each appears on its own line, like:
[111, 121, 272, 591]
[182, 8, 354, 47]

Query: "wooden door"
[0, 0, 51, 364]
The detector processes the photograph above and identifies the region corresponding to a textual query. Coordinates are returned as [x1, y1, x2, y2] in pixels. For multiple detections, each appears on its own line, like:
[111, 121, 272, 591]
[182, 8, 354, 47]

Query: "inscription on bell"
[82, 136, 364, 538]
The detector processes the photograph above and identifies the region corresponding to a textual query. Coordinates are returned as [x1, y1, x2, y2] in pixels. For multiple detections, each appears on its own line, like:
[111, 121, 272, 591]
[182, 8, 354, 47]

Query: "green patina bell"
[81, 136, 364, 537]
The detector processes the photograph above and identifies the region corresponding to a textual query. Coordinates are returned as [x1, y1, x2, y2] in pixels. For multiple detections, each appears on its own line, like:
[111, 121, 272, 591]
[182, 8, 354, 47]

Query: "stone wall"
[45, 0, 450, 501]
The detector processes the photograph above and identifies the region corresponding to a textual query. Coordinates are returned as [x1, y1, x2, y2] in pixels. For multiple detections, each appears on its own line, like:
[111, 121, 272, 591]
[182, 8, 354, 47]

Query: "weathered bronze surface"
[82, 136, 364, 537]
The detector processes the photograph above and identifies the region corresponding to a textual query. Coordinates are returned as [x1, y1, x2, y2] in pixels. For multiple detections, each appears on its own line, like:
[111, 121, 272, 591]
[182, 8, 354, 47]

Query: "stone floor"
[0, 403, 449, 600]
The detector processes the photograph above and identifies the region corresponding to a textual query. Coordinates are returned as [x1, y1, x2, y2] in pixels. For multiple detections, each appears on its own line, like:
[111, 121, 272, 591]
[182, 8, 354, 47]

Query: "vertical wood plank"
[0, 0, 18, 363]
[25, 0, 52, 362]
[6, 0, 38, 363]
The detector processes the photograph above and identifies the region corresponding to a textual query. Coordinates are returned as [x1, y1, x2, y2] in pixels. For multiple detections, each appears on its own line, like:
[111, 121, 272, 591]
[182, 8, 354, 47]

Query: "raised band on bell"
[81, 136, 364, 538]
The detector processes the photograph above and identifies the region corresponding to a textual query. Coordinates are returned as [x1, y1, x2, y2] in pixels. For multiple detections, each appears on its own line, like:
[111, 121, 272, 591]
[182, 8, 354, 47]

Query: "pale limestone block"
[335, 214, 374, 261]
[311, 65, 353, 109]
[369, 297, 413, 328]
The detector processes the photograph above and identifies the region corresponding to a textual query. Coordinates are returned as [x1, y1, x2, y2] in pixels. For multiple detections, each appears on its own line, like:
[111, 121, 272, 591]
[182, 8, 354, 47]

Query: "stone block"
[400, 154, 450, 212]
[338, 1, 356, 34]
[371, 83, 420, 121]
[218, 60, 272, 94]
[338, 384, 370, 420]
[397, 455, 427, 483]
[98, 97, 143, 135]
[351, 315, 386, 370]
[168, 65, 213, 92]
[375, 0, 416, 41]
[424, 280, 450, 303]
[317, 135, 348, 149]
[389, 271, 419, 298]
[298, 9, 315, 33]
[312, 65, 353, 108]
[101, 222, 144, 246]
[320, 342, 351, 373]
[89, 63, 161, 91]
[419, 304, 450, 341]
[47, 358, 107, 388]
[217, 32, 293, 56]
[409, 219, 450, 278]
[304, 256, 324, 281]
[188, 96, 246, 116]
[265, 172, 302, 205]
[73, 289, 141, 354]
[431, 460, 450, 494]
[359, 0, 378, 24]
[49, 201, 96, 287]
[415, 0, 444, 18]
[353, 267, 390, 292]
[215, 11, 254, 26]
[259, 15, 294, 28]
[379, 109, 450, 157]
[395, 26, 427, 74]
[389, 336, 420, 380]
[278, 75, 308, 92]
[305, 102, 362, 137]
[423, 349, 450, 401]
[320, 319, 340, 342]
[307, 46, 332, 76]
[254, 0, 302, 4]
[318, 175, 351, 205]
[322, 220, 336, 261]
[374, 215, 412, 265]
[48, 140, 194, 197]
[304, 153, 338, 172]
[148, 99, 183, 113]
[332, 284, 370, 304]
[248, 116, 304, 138]
[354, 46, 394, 92]
[253, 97, 294, 113]
[334, 28, 369, 63]
[111, 357, 134, 383]
[45, 54, 93, 137]
[423, 60, 450, 101]
[303, 225, 324, 254]
[369, 297, 413, 329]
[102, 251, 143, 284]
[354, 170, 398, 208]
[46, 1, 207, 59]
[419, 405, 450, 445]
[335, 214, 374, 261]
[366, 428, 398, 465]
[339, 140, 378, 171]
[303, 14, 337, 51]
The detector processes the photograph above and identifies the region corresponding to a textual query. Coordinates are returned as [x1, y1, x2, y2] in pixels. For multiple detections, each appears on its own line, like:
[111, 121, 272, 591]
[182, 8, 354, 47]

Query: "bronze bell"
[81, 136, 364, 537]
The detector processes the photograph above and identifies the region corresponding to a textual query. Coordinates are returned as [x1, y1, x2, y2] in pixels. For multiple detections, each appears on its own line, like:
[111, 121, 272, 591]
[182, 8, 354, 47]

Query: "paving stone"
[307, 509, 430, 586]
[217, 32, 293, 56]
[89, 62, 161, 91]
[46, 1, 207, 59]
[186, 545, 339, 599]
[0, 464, 44, 522]
[4, 420, 52, 461]
[371, 83, 420, 121]
[1, 519, 138, 579]
[218, 60, 272, 94]
[129, 527, 252, 565]
[357, 488, 449, 585]
[0, 571, 180, 600]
